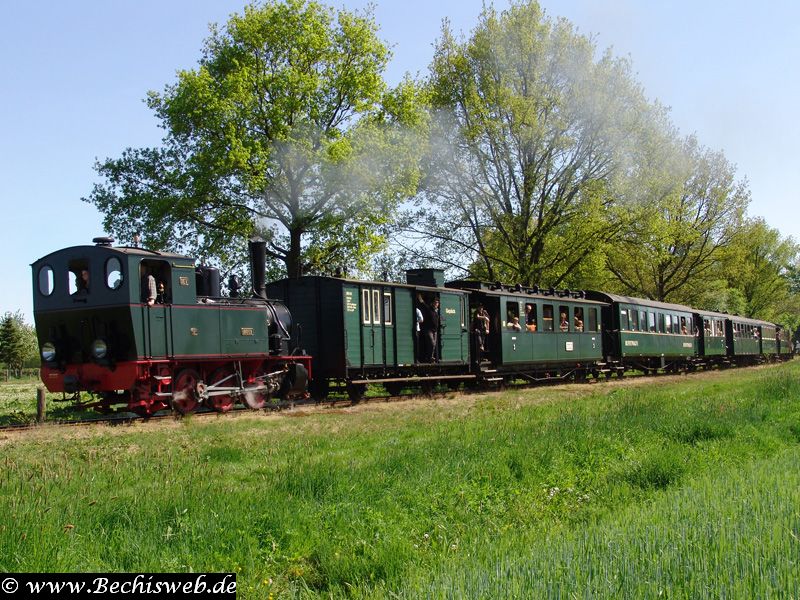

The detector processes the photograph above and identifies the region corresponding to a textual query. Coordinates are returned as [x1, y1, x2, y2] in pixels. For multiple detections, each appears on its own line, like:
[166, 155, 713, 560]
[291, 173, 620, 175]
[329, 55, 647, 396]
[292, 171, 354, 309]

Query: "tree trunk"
[286, 227, 304, 278]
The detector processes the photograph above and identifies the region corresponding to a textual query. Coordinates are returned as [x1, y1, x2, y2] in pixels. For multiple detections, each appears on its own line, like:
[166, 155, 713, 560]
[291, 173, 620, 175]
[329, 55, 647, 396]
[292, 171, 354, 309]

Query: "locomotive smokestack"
[248, 238, 267, 299]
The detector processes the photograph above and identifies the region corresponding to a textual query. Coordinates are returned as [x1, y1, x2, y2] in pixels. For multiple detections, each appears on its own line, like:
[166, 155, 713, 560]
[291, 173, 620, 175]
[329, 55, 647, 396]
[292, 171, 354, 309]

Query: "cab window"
[38, 265, 54, 296]
[140, 260, 171, 305]
[105, 257, 123, 290]
[68, 259, 90, 296]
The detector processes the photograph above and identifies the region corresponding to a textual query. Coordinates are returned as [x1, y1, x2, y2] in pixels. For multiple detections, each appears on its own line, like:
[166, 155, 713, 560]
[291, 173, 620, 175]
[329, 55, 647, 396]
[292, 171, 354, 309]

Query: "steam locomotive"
[32, 238, 793, 414]
[31, 238, 309, 416]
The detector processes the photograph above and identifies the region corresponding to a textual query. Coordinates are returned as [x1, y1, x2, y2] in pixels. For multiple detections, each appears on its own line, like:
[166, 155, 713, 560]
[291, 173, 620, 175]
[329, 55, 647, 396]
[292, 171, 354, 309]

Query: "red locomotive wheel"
[242, 367, 270, 409]
[172, 368, 201, 415]
[207, 366, 236, 412]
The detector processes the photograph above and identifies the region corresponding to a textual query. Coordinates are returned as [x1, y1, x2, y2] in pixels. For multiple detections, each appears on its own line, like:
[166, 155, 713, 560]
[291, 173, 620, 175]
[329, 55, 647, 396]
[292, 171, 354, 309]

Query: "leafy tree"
[785, 262, 800, 295]
[605, 133, 749, 303]
[0, 312, 32, 376]
[408, 0, 649, 287]
[87, 0, 423, 277]
[717, 218, 798, 319]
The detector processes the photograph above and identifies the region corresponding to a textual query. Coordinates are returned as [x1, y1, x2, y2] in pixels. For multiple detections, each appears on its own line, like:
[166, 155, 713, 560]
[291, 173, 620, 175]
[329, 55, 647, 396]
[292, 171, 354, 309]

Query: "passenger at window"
[574, 308, 584, 332]
[156, 281, 169, 304]
[74, 269, 89, 295]
[507, 316, 522, 331]
[143, 273, 157, 306]
[560, 312, 569, 332]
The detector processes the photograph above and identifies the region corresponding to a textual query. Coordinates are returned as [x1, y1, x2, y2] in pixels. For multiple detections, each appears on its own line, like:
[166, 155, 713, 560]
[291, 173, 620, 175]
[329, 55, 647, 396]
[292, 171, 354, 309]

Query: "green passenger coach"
[446, 281, 609, 379]
[266, 271, 472, 400]
[586, 292, 699, 372]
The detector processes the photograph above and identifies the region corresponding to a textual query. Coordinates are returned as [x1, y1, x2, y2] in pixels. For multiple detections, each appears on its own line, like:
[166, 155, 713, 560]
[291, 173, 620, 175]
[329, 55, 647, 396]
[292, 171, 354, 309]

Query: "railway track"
[1, 360, 790, 434]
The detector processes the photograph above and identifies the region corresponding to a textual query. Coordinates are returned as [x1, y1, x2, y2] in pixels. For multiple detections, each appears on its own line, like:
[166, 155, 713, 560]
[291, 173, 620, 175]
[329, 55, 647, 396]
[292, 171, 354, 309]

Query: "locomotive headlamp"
[91, 339, 108, 359]
[41, 342, 56, 362]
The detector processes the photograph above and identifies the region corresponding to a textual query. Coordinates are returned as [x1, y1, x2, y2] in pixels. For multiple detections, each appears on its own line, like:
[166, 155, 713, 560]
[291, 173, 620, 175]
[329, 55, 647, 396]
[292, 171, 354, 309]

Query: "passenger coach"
[586, 292, 698, 373]
[266, 269, 471, 400]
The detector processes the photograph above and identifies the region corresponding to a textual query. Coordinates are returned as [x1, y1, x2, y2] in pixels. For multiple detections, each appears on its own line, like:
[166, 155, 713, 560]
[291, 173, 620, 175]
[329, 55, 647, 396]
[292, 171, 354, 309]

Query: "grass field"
[1, 362, 799, 598]
[0, 377, 90, 426]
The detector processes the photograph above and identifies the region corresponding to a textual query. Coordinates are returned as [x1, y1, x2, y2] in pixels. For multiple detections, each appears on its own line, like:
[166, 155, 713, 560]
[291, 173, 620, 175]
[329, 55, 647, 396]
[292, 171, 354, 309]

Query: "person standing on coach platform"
[422, 297, 441, 363]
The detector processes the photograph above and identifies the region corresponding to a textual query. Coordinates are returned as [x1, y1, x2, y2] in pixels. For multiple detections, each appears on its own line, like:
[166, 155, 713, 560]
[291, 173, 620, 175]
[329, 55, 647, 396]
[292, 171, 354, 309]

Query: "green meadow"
[1, 362, 799, 598]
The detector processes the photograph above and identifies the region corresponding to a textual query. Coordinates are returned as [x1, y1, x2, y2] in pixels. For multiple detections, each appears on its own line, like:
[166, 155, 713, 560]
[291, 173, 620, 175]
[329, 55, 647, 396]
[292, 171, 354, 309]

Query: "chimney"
[249, 238, 267, 299]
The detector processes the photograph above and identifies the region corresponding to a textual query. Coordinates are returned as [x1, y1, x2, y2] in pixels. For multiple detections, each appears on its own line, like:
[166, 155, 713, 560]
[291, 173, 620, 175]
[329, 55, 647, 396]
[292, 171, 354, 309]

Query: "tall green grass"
[392, 446, 800, 599]
[0, 362, 798, 598]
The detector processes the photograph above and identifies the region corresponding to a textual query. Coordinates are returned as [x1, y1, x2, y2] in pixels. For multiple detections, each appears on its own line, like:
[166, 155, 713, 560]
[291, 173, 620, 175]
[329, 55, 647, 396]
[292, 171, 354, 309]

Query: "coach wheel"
[384, 382, 404, 397]
[346, 382, 367, 403]
[447, 381, 461, 391]
[172, 369, 201, 415]
[309, 378, 330, 402]
[420, 381, 436, 396]
[207, 366, 236, 412]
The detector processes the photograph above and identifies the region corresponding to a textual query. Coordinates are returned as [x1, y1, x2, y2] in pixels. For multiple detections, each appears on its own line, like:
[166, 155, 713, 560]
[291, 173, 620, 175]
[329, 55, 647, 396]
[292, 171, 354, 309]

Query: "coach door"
[439, 293, 467, 363]
[361, 287, 385, 366]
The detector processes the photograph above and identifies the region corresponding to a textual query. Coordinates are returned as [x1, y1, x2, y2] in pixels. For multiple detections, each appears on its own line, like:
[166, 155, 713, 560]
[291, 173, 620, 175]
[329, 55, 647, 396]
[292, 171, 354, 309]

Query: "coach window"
[525, 304, 537, 331]
[38, 265, 54, 296]
[105, 257, 123, 290]
[648, 312, 656, 332]
[542, 304, 555, 332]
[665, 314, 672, 334]
[361, 289, 371, 325]
[630, 310, 639, 331]
[383, 292, 393, 325]
[505, 301, 521, 330]
[559, 305, 569, 332]
[589, 307, 599, 332]
[372, 290, 381, 325]
[620, 309, 629, 331]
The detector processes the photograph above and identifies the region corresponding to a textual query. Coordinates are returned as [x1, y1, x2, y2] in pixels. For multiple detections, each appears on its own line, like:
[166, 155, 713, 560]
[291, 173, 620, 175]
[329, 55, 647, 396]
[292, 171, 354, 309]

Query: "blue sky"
[2, 0, 798, 321]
